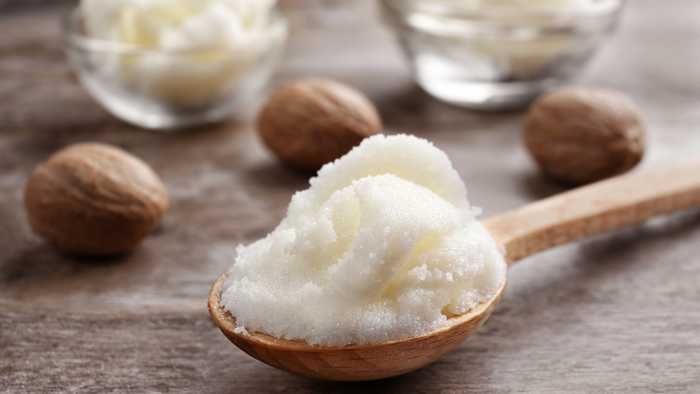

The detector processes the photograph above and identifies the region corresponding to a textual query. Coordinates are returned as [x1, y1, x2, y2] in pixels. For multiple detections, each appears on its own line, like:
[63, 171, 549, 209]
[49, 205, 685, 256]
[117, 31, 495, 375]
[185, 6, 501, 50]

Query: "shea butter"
[381, 0, 623, 109]
[79, 0, 285, 108]
[221, 135, 506, 346]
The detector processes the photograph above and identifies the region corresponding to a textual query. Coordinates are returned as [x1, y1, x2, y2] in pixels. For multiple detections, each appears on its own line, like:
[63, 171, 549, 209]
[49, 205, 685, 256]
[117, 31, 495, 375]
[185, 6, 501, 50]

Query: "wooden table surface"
[2, 1, 700, 393]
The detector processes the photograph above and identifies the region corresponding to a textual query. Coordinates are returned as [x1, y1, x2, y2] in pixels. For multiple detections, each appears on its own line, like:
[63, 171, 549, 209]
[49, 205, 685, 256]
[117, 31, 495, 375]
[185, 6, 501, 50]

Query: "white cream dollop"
[221, 135, 506, 346]
[80, 0, 284, 107]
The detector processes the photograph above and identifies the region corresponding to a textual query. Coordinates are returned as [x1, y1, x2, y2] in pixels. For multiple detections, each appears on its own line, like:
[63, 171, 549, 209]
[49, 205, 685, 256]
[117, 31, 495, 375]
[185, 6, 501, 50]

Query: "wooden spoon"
[208, 162, 700, 381]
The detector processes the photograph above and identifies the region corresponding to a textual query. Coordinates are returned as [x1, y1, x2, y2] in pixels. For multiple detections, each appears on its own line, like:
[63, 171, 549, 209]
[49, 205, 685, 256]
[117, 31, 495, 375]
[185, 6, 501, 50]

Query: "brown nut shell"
[24, 143, 169, 256]
[524, 87, 646, 185]
[257, 78, 382, 172]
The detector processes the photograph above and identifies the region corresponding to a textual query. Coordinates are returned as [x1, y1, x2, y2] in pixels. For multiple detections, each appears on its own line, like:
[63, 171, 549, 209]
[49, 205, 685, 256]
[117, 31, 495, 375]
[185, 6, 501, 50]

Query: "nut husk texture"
[524, 87, 646, 185]
[257, 78, 382, 172]
[24, 143, 169, 256]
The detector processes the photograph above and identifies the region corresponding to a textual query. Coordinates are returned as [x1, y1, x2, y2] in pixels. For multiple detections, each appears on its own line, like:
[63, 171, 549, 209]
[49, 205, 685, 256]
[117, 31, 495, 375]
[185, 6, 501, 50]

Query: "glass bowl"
[63, 7, 287, 130]
[380, 0, 625, 111]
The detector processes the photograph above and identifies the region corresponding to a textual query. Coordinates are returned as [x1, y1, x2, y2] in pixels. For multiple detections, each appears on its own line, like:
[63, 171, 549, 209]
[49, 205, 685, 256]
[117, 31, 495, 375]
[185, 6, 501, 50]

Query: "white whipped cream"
[221, 135, 506, 346]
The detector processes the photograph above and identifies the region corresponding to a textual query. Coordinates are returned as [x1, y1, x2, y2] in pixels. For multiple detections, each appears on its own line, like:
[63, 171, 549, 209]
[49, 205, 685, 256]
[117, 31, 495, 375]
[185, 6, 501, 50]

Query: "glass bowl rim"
[63, 6, 288, 56]
[380, 0, 627, 21]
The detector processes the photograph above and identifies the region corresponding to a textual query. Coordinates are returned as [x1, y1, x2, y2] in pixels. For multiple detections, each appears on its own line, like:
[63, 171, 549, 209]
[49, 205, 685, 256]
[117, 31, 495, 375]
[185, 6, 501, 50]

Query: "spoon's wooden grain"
[209, 162, 700, 381]
[209, 274, 505, 381]
[485, 162, 700, 263]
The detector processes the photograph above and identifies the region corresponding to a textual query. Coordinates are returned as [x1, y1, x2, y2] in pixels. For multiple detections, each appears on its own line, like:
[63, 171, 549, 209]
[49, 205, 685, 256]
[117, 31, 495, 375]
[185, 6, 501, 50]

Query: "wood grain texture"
[485, 162, 700, 263]
[2, 1, 700, 393]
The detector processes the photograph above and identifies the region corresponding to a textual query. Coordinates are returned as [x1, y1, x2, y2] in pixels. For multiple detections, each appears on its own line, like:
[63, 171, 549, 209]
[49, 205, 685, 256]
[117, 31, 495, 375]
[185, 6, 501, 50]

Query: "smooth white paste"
[221, 134, 506, 346]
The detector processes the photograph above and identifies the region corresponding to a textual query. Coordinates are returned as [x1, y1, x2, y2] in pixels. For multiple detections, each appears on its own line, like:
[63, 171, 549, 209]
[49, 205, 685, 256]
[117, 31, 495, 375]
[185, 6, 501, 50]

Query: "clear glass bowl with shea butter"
[64, 0, 287, 130]
[380, 0, 625, 110]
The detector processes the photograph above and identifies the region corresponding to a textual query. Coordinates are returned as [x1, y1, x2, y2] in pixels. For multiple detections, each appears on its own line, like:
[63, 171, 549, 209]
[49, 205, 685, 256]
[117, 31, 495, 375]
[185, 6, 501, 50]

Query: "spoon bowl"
[208, 273, 506, 381]
[209, 162, 700, 381]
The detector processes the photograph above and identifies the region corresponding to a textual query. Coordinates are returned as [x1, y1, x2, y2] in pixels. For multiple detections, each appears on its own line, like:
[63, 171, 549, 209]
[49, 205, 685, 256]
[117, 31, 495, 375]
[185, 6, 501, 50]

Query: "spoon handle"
[483, 162, 700, 264]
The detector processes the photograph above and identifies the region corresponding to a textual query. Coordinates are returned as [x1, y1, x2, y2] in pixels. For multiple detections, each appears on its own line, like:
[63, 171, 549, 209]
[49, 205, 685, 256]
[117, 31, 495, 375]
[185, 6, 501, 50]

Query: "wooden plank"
[2, 1, 700, 392]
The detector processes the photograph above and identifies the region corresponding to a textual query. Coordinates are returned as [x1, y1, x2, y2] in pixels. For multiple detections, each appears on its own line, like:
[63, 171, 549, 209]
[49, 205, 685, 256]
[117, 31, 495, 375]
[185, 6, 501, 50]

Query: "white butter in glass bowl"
[65, 0, 287, 129]
[380, 0, 625, 110]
